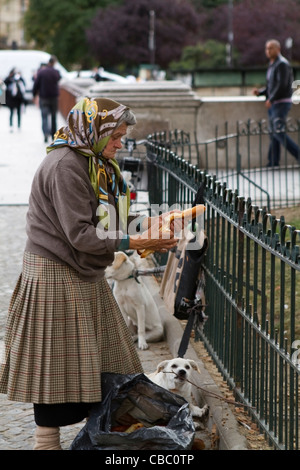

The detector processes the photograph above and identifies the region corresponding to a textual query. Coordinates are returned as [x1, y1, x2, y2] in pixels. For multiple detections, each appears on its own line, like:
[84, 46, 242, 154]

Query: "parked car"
[67, 67, 130, 83]
[0, 50, 69, 102]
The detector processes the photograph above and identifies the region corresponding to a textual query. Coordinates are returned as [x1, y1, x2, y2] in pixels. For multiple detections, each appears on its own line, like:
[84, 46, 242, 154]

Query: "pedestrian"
[0, 96, 179, 450]
[33, 55, 61, 143]
[253, 39, 300, 167]
[4, 68, 26, 132]
[91, 66, 102, 81]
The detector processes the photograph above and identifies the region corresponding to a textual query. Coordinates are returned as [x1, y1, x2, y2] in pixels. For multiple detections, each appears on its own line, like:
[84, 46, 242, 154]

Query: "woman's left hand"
[149, 210, 185, 233]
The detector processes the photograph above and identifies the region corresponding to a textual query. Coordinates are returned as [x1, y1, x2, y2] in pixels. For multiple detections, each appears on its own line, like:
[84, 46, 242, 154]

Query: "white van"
[0, 50, 69, 101]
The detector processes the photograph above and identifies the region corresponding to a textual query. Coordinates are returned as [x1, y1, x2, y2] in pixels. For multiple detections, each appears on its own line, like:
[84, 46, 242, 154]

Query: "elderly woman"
[0, 97, 178, 450]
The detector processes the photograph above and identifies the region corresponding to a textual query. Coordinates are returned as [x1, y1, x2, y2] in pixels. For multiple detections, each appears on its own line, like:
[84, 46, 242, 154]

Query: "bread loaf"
[139, 204, 205, 258]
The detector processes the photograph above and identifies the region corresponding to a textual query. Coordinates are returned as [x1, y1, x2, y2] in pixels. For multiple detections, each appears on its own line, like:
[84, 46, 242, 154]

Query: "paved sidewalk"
[0, 103, 65, 205]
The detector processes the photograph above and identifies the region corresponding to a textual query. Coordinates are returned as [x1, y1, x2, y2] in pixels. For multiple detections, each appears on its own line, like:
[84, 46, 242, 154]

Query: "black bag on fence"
[159, 184, 208, 356]
[70, 373, 195, 451]
[173, 232, 208, 321]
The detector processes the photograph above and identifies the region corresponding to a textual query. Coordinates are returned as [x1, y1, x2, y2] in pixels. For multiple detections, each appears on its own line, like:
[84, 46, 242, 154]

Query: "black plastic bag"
[174, 234, 208, 320]
[70, 373, 195, 450]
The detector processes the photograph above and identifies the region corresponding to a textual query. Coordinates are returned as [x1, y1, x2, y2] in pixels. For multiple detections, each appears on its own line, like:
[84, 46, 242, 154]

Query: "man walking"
[253, 39, 300, 167]
[33, 56, 61, 143]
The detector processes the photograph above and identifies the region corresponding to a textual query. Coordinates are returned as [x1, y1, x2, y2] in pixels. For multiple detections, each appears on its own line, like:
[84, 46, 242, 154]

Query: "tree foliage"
[206, 0, 300, 66]
[85, 0, 205, 70]
[190, 0, 231, 10]
[24, 0, 122, 68]
[23, 0, 300, 71]
[170, 40, 236, 70]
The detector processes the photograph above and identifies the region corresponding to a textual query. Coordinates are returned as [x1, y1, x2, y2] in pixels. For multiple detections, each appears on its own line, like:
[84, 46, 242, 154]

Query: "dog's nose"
[178, 369, 186, 377]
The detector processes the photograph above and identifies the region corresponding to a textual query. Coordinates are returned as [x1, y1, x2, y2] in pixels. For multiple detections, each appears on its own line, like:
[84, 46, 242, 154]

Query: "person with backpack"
[4, 68, 26, 132]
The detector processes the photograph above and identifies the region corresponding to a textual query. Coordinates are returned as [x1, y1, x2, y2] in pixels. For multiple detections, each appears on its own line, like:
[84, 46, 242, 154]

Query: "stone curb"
[144, 275, 248, 451]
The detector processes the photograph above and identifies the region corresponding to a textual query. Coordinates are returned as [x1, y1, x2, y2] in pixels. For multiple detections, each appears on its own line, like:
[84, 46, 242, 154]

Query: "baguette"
[125, 422, 144, 433]
[139, 204, 205, 258]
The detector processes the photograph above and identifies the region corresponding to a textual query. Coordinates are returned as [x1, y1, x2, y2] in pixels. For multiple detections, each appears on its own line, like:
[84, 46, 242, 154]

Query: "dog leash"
[126, 266, 166, 284]
[132, 266, 166, 277]
[127, 272, 141, 283]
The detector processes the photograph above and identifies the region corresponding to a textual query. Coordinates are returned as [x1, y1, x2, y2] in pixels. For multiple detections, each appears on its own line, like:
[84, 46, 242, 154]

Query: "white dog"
[147, 358, 209, 418]
[105, 251, 164, 350]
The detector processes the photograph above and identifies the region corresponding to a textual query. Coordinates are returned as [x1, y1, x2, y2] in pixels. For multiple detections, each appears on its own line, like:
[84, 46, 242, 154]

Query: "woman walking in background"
[4, 68, 26, 132]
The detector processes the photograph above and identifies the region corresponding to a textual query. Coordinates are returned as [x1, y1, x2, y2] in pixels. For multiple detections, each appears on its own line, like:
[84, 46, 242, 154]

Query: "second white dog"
[105, 251, 164, 350]
[147, 357, 209, 418]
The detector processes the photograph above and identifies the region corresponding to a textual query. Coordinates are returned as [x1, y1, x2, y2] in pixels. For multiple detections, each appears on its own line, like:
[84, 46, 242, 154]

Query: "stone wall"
[196, 96, 300, 168]
[58, 79, 300, 168]
[59, 79, 202, 140]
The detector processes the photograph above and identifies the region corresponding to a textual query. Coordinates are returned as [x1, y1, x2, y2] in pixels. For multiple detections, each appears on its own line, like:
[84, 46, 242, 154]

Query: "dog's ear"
[113, 252, 128, 269]
[156, 360, 169, 373]
[188, 359, 201, 374]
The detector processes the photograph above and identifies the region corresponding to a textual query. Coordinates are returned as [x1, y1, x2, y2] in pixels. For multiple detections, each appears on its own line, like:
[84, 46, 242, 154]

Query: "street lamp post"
[226, 0, 234, 67]
[149, 10, 156, 77]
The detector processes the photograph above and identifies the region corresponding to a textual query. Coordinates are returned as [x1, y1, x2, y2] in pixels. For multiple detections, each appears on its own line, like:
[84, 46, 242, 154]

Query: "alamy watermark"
[96, 201, 204, 250]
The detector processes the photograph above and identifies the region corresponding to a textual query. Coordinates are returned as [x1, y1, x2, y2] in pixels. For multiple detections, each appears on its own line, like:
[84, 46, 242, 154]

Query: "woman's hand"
[129, 216, 178, 253]
[133, 205, 205, 258]
[143, 210, 185, 234]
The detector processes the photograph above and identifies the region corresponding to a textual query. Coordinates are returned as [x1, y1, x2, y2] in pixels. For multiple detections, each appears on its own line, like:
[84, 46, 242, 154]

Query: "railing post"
[235, 196, 245, 389]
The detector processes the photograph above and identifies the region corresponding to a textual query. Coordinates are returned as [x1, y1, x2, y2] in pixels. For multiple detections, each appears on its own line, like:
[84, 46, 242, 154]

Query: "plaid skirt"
[0, 252, 143, 404]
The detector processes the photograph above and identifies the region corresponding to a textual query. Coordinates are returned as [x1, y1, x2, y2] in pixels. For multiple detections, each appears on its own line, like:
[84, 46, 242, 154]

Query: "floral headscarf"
[47, 97, 133, 230]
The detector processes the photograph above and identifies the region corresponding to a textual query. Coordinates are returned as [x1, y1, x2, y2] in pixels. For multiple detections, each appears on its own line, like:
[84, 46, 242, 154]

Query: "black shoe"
[44, 135, 48, 143]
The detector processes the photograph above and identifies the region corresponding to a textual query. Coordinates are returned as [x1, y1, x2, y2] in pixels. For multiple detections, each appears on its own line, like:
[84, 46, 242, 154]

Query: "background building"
[0, 0, 28, 49]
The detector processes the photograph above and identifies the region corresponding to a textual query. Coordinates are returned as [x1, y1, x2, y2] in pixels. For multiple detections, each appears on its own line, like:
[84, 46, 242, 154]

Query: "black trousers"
[9, 105, 21, 127]
[39, 97, 58, 138]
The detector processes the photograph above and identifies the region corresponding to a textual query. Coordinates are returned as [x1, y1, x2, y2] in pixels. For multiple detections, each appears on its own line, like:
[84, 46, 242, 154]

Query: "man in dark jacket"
[33, 56, 61, 143]
[253, 39, 300, 166]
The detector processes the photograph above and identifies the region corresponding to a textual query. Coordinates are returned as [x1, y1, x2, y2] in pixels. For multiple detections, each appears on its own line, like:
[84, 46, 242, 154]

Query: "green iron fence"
[150, 119, 300, 211]
[145, 135, 300, 450]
